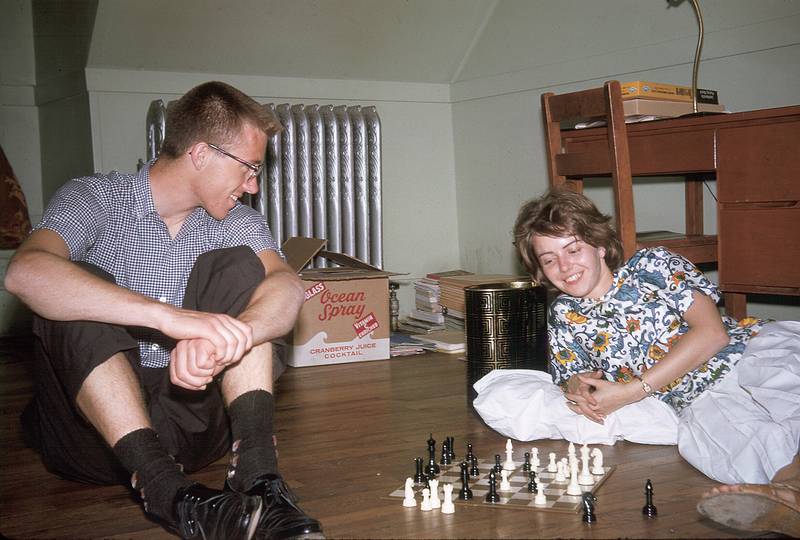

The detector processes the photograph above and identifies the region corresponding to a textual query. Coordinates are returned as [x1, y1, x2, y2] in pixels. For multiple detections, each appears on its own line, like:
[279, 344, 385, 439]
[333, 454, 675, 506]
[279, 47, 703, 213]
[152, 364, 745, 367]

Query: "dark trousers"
[21, 247, 265, 485]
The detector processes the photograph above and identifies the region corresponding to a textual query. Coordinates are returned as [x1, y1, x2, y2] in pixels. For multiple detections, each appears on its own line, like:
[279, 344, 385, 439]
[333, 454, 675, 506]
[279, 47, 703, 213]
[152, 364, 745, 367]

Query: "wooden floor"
[0, 336, 772, 539]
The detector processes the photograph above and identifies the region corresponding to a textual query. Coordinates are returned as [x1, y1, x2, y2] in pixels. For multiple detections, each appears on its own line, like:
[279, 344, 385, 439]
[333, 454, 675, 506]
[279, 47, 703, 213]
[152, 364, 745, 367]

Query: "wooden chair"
[541, 80, 718, 265]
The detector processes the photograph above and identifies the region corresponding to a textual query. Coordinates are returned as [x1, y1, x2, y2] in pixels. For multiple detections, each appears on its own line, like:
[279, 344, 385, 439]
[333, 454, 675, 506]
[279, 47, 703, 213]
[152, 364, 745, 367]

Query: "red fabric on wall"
[0, 145, 32, 249]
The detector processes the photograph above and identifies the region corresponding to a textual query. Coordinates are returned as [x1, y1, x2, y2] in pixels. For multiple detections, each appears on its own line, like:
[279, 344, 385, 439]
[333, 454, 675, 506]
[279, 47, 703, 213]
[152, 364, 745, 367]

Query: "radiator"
[142, 101, 383, 269]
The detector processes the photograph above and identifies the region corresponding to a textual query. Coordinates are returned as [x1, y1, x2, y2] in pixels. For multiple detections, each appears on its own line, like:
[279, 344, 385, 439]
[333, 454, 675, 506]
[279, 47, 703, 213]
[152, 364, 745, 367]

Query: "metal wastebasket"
[465, 281, 548, 408]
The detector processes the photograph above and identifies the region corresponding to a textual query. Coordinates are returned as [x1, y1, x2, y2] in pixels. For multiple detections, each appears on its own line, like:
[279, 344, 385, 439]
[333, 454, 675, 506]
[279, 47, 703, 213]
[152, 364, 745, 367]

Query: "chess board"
[388, 458, 614, 513]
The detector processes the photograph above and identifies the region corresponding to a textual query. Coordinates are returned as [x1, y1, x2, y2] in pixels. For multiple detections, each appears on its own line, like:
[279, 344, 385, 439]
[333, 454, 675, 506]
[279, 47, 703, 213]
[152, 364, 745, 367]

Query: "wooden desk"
[561, 105, 800, 319]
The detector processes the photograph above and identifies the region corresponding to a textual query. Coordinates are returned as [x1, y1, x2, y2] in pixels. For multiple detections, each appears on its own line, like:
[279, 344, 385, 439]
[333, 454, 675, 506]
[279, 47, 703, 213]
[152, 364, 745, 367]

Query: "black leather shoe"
[174, 483, 263, 540]
[241, 474, 325, 540]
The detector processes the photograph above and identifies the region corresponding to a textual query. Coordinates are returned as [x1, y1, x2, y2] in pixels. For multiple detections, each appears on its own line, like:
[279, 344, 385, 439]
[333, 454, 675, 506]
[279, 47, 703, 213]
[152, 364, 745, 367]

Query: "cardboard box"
[623, 98, 726, 118]
[282, 237, 396, 367]
[620, 81, 718, 104]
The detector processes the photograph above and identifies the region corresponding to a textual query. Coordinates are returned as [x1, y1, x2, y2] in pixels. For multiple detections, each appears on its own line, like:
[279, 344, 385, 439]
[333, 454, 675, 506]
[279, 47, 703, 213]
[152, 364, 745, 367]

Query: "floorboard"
[0, 336, 773, 539]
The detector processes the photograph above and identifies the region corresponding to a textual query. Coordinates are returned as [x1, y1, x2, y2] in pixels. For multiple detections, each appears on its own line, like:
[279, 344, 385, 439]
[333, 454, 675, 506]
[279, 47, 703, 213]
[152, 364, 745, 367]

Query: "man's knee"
[183, 247, 265, 316]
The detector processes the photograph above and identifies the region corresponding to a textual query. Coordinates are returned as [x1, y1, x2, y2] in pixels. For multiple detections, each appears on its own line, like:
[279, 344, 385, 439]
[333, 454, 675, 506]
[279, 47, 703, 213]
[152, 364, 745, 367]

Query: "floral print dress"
[548, 247, 765, 412]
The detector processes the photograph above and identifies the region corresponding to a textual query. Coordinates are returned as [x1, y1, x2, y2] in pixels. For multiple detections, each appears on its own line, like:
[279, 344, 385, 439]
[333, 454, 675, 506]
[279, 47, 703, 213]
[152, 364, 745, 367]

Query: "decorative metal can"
[465, 281, 548, 407]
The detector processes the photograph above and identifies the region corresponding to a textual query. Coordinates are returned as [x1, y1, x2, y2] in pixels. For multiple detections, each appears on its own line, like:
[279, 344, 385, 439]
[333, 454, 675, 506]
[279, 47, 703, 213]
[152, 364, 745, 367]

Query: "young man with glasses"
[5, 81, 324, 540]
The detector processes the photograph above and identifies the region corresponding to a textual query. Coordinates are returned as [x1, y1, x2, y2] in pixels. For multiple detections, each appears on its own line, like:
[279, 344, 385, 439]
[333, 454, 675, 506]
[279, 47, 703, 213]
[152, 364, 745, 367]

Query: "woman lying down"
[473, 188, 800, 536]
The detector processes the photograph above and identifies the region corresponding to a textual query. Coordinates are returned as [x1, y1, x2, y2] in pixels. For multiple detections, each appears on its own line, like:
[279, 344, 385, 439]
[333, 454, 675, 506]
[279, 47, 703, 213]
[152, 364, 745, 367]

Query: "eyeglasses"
[207, 143, 263, 180]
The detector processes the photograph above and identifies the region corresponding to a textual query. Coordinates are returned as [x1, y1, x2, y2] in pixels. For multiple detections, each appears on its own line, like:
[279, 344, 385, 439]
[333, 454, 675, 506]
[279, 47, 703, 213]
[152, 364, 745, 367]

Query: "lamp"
[666, 0, 704, 114]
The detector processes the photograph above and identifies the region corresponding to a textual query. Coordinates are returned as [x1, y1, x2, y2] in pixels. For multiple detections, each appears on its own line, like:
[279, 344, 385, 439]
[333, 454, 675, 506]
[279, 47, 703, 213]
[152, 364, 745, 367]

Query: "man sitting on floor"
[4, 81, 323, 540]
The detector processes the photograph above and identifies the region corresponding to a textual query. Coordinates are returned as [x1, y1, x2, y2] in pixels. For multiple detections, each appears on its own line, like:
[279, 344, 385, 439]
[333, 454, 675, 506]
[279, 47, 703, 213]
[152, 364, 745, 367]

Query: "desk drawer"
[717, 120, 800, 203]
[719, 206, 800, 290]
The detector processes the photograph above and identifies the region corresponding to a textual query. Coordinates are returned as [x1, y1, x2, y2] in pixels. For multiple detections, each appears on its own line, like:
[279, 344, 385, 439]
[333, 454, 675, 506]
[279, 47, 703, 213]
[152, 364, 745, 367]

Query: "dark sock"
[227, 390, 277, 491]
[113, 428, 193, 524]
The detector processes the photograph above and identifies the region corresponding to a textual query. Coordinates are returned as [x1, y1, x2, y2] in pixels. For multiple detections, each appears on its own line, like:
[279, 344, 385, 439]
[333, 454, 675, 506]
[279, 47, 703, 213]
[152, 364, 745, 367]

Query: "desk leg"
[685, 176, 705, 236]
[724, 292, 747, 321]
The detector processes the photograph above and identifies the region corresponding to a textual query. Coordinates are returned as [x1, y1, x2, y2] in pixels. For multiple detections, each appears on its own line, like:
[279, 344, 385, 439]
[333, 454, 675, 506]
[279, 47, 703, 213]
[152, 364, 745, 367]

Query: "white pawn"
[547, 452, 557, 472]
[579, 455, 595, 486]
[534, 484, 547, 506]
[560, 457, 569, 478]
[566, 460, 582, 496]
[500, 469, 512, 491]
[441, 484, 455, 514]
[402, 477, 417, 507]
[580, 443, 590, 461]
[503, 439, 515, 470]
[530, 447, 540, 468]
[420, 488, 432, 511]
[591, 448, 605, 475]
[554, 461, 566, 483]
[429, 478, 441, 509]
[569, 454, 578, 472]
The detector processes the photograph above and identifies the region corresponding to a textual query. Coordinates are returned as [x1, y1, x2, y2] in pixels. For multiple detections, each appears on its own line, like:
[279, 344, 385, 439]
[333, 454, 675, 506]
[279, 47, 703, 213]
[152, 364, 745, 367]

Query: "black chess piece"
[425, 440, 440, 477]
[493, 454, 502, 474]
[485, 470, 500, 503]
[440, 439, 451, 466]
[523, 452, 531, 472]
[527, 471, 537, 493]
[642, 479, 657, 518]
[466, 443, 474, 464]
[469, 453, 479, 477]
[447, 436, 456, 461]
[582, 493, 597, 523]
[413, 457, 426, 485]
[458, 461, 473, 500]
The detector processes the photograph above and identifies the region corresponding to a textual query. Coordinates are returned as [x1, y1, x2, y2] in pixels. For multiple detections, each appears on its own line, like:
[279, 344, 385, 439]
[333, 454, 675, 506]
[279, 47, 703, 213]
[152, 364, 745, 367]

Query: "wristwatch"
[640, 377, 653, 395]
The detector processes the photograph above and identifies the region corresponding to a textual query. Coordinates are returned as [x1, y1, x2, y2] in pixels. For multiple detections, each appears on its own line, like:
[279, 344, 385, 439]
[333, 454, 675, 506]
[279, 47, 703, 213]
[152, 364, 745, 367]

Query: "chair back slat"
[546, 87, 607, 122]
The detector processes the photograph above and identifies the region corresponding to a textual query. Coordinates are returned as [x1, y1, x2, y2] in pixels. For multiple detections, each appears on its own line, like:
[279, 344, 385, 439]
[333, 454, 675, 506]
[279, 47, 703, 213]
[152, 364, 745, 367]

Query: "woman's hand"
[564, 370, 605, 424]
[574, 374, 641, 417]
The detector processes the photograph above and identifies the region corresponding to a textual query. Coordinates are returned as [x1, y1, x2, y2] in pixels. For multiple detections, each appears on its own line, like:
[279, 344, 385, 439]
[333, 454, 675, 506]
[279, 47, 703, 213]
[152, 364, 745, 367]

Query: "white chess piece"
[500, 469, 512, 491]
[534, 484, 547, 506]
[547, 452, 557, 472]
[568, 442, 576, 459]
[554, 461, 566, 483]
[503, 439, 515, 470]
[402, 477, 417, 507]
[441, 484, 455, 514]
[429, 479, 441, 509]
[566, 460, 582, 496]
[420, 488, 432, 511]
[580, 443, 590, 461]
[569, 454, 578, 472]
[579, 455, 595, 486]
[530, 447, 540, 468]
[590, 448, 605, 475]
[560, 457, 569, 478]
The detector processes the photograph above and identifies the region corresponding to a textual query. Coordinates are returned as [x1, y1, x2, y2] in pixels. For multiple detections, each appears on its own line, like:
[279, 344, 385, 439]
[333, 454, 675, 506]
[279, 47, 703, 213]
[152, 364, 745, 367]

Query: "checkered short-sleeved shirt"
[34, 162, 282, 367]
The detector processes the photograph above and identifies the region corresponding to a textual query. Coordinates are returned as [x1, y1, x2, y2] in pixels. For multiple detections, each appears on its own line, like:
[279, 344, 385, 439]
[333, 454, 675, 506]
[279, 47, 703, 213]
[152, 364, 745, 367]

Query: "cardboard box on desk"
[282, 237, 397, 367]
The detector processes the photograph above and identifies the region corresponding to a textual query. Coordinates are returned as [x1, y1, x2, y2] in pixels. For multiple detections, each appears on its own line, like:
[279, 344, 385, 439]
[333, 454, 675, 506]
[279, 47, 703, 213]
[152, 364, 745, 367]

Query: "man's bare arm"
[4, 229, 253, 359]
[238, 250, 304, 346]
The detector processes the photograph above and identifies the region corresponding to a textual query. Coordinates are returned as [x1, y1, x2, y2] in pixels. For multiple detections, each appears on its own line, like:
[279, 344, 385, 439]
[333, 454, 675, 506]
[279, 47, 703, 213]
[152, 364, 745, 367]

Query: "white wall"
[451, 0, 800, 320]
[85, 69, 462, 317]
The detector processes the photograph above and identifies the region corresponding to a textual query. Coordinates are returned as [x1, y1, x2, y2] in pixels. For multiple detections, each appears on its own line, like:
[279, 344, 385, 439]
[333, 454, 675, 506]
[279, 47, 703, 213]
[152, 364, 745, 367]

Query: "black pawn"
[522, 452, 531, 472]
[469, 453, 479, 477]
[448, 436, 456, 461]
[527, 471, 537, 493]
[642, 479, 657, 518]
[440, 438, 451, 466]
[493, 454, 502, 474]
[485, 470, 500, 503]
[413, 457, 426, 484]
[458, 461, 473, 500]
[582, 493, 597, 523]
[466, 443, 475, 464]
